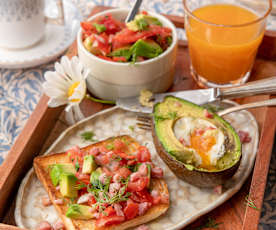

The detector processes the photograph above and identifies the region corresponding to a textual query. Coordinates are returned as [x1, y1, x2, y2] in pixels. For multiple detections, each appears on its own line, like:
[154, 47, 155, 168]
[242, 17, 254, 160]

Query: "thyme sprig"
[87, 177, 131, 213]
[188, 217, 222, 230]
[245, 194, 260, 211]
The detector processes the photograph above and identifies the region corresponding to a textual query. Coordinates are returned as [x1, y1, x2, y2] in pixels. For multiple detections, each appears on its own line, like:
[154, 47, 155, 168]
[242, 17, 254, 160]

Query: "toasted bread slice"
[34, 135, 169, 230]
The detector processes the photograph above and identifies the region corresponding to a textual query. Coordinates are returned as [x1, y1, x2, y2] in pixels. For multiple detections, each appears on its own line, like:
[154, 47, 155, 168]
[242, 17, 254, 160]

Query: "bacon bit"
[138, 202, 151, 216]
[54, 199, 64, 205]
[151, 167, 164, 179]
[114, 203, 124, 217]
[41, 196, 52, 207]
[238, 130, 252, 143]
[135, 224, 149, 230]
[53, 220, 65, 230]
[204, 109, 213, 119]
[36, 221, 53, 230]
[213, 185, 223, 195]
[55, 186, 60, 191]
[89, 147, 100, 156]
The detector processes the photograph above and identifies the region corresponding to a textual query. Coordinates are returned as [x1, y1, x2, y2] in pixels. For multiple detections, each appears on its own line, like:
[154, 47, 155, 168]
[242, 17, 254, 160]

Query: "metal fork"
[136, 98, 276, 131]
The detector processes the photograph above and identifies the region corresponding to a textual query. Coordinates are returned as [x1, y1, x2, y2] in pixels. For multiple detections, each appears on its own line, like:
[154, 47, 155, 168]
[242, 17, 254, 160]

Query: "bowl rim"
[77, 8, 178, 66]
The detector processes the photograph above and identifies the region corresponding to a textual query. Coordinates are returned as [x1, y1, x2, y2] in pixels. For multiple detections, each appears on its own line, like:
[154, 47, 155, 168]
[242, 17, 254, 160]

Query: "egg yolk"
[190, 129, 217, 170]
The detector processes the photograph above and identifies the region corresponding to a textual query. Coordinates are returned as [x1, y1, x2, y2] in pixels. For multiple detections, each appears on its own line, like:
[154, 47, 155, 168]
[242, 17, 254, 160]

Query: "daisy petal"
[48, 98, 67, 107]
[44, 71, 70, 91]
[42, 82, 67, 98]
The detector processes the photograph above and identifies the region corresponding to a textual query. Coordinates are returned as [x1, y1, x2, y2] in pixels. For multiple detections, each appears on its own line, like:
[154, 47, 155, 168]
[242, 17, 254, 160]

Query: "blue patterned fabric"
[0, 0, 275, 228]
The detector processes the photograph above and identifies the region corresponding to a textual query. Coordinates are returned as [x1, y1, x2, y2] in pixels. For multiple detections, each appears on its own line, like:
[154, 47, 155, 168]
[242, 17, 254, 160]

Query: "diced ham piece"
[99, 173, 108, 184]
[138, 202, 151, 216]
[36, 221, 53, 230]
[151, 167, 164, 179]
[213, 185, 223, 195]
[174, 101, 182, 107]
[77, 193, 93, 204]
[54, 199, 64, 205]
[89, 147, 100, 156]
[113, 173, 122, 183]
[42, 196, 52, 207]
[238, 130, 252, 143]
[138, 163, 148, 177]
[135, 224, 149, 230]
[204, 109, 213, 118]
[114, 203, 124, 217]
[53, 220, 65, 230]
[109, 182, 121, 196]
[107, 160, 120, 172]
[130, 172, 141, 182]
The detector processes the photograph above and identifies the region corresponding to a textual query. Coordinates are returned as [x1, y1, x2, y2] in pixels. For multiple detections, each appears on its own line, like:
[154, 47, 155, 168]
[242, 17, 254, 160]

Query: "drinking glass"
[183, 0, 272, 88]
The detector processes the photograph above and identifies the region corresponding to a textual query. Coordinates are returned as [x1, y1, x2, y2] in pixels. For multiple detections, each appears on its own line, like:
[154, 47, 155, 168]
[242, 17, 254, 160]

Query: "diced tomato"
[116, 167, 132, 179]
[87, 195, 97, 206]
[103, 206, 116, 216]
[75, 172, 90, 184]
[124, 200, 139, 220]
[114, 139, 126, 152]
[131, 190, 153, 203]
[141, 11, 148, 15]
[95, 154, 110, 165]
[68, 146, 84, 169]
[127, 177, 149, 192]
[127, 159, 137, 166]
[137, 146, 151, 162]
[97, 14, 124, 35]
[112, 56, 127, 62]
[102, 167, 113, 177]
[112, 29, 154, 45]
[117, 152, 137, 160]
[81, 21, 93, 31]
[96, 215, 125, 227]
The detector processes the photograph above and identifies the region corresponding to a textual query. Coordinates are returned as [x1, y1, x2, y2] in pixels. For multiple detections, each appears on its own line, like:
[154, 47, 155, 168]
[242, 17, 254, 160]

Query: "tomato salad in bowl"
[77, 8, 177, 100]
[81, 11, 173, 63]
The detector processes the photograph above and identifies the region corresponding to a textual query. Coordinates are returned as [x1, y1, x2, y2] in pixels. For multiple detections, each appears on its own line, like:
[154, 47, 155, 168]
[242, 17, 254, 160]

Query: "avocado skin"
[152, 96, 242, 188]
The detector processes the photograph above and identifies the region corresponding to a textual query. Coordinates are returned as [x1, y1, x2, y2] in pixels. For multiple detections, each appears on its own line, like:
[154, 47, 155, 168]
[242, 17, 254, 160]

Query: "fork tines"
[136, 114, 152, 131]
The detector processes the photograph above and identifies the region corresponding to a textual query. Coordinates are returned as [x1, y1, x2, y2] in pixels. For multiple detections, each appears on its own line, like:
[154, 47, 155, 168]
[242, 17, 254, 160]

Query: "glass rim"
[182, 0, 273, 28]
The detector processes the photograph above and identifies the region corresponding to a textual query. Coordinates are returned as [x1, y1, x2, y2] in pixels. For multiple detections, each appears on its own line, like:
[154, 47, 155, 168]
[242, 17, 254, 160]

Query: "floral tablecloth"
[0, 0, 275, 229]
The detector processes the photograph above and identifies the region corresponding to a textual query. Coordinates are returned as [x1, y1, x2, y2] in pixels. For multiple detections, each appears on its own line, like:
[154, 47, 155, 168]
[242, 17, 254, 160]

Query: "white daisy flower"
[42, 56, 90, 112]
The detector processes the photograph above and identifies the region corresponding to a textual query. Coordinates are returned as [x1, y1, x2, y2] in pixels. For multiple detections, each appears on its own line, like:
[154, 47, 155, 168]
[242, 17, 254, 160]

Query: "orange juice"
[186, 4, 264, 84]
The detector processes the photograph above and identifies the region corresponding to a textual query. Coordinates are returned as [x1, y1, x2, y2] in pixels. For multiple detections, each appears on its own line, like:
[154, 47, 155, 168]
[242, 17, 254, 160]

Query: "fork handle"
[219, 77, 276, 99]
[218, 98, 276, 116]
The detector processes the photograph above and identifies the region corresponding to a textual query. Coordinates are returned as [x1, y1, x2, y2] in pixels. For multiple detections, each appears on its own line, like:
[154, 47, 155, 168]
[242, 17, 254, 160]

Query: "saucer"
[0, 0, 83, 69]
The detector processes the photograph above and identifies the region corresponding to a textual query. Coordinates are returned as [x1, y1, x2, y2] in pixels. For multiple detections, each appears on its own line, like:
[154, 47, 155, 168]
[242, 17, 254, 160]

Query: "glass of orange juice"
[183, 0, 272, 88]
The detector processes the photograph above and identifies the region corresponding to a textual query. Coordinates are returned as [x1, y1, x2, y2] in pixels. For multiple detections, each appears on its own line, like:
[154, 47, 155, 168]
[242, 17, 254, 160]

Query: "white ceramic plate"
[15, 101, 259, 230]
[0, 0, 82, 69]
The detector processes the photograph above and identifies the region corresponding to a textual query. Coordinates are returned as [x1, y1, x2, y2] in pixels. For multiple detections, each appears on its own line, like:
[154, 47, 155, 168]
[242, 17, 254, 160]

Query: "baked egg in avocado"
[152, 96, 242, 188]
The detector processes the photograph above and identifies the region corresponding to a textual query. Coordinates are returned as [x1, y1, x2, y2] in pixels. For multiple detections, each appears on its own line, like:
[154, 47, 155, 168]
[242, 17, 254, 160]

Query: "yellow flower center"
[68, 81, 80, 102]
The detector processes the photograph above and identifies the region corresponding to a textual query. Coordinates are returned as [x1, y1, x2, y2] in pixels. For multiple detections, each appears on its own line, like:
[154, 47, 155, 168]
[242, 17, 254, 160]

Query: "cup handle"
[45, 0, 65, 25]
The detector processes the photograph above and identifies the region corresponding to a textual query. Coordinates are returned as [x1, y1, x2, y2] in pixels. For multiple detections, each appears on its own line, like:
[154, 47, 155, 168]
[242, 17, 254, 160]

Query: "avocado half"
[152, 96, 242, 188]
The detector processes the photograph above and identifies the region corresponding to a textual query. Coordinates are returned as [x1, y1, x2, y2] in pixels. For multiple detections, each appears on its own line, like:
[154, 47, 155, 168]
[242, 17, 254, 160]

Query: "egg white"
[174, 117, 225, 167]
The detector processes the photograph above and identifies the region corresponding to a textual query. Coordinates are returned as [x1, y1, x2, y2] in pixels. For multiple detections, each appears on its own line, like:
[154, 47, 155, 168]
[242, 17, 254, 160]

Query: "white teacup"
[0, 0, 64, 49]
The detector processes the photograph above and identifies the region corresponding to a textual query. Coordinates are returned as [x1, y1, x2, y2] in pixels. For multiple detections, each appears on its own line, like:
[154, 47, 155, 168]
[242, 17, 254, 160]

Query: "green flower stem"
[85, 94, 116, 105]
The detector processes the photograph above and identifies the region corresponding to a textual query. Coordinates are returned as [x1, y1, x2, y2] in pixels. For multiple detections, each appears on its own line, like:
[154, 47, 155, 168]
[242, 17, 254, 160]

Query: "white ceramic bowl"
[77, 8, 178, 100]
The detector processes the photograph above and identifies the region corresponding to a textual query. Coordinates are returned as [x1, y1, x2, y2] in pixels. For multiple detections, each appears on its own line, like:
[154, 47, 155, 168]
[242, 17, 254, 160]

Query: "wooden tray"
[1, 6, 276, 230]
